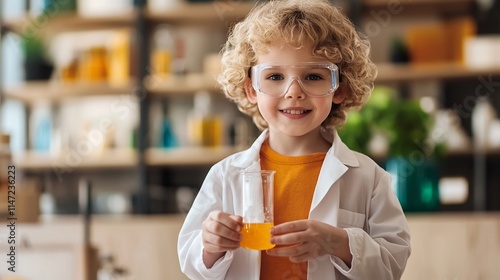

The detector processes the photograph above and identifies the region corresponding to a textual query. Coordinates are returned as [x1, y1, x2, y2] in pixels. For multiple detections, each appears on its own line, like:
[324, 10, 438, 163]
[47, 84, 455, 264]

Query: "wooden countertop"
[14, 212, 500, 280]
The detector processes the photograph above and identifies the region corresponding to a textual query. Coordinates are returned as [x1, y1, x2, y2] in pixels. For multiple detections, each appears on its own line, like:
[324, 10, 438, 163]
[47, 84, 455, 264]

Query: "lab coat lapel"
[309, 152, 348, 214]
[310, 129, 358, 217]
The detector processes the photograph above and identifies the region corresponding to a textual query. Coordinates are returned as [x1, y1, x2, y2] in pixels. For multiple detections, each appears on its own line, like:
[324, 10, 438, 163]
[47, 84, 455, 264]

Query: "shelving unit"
[0, 1, 256, 213]
[1, 2, 256, 33]
[1, 0, 498, 213]
[4, 81, 135, 104]
[376, 62, 500, 83]
[365, 0, 500, 211]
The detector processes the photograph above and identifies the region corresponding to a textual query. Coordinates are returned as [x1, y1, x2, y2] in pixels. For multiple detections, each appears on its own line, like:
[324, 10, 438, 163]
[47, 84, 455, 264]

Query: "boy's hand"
[266, 220, 352, 266]
[201, 211, 243, 268]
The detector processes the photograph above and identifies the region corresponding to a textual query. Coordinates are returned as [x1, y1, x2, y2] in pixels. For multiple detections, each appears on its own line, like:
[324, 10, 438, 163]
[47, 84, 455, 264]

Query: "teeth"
[282, 110, 307, 114]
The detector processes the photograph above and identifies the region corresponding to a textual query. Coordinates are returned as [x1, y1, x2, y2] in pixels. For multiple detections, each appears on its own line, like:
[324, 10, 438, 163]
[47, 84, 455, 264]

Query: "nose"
[284, 78, 305, 99]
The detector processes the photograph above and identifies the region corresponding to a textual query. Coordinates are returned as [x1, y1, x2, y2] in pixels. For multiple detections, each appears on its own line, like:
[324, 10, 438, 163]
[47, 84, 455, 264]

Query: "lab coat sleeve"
[177, 164, 235, 279]
[331, 172, 411, 280]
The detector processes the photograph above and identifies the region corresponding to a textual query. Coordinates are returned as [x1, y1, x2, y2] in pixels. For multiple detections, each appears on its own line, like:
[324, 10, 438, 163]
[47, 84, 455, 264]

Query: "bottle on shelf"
[31, 104, 53, 152]
[472, 97, 496, 150]
[172, 33, 187, 76]
[79, 46, 109, 82]
[187, 91, 223, 147]
[108, 29, 133, 86]
[151, 25, 176, 76]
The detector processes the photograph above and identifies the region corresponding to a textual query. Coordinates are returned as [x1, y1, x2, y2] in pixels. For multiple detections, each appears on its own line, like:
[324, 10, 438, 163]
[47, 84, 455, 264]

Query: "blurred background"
[0, 0, 499, 279]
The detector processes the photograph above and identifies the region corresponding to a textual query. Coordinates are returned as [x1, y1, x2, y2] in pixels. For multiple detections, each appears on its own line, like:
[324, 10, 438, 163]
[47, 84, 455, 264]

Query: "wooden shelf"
[375, 62, 500, 84]
[146, 146, 243, 167]
[145, 73, 220, 96]
[1, 2, 255, 35]
[363, 0, 475, 16]
[5, 74, 221, 103]
[370, 147, 500, 163]
[146, 2, 255, 27]
[4, 81, 135, 104]
[13, 146, 245, 170]
[13, 149, 137, 171]
[2, 12, 136, 35]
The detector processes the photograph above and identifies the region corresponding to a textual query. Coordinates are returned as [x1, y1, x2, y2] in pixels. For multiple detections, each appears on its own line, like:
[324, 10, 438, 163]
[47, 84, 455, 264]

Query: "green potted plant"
[339, 86, 445, 212]
[22, 35, 54, 81]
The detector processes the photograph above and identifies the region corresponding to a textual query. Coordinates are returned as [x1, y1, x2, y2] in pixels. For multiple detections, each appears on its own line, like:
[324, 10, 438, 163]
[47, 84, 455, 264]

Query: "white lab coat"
[178, 128, 411, 280]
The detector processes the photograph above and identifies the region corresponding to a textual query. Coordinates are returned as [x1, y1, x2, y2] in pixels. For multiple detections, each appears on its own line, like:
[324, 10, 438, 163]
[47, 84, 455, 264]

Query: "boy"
[178, 1, 411, 279]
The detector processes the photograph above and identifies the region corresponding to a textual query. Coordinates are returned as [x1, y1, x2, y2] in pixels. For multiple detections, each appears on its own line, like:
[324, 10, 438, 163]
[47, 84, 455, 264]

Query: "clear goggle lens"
[251, 62, 340, 97]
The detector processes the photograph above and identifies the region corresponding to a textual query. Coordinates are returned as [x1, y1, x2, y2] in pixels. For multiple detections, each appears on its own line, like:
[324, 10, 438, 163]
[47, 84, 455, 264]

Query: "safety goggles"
[250, 62, 340, 98]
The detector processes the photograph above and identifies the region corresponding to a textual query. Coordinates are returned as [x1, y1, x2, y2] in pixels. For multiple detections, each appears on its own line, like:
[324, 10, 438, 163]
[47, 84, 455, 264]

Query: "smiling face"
[245, 41, 346, 146]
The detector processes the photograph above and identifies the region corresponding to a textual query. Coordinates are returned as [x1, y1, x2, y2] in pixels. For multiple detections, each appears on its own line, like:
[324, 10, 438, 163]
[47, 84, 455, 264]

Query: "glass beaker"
[240, 170, 275, 250]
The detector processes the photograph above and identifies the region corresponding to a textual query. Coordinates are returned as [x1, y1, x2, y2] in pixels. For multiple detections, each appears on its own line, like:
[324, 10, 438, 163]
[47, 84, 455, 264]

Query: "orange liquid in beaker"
[240, 223, 275, 250]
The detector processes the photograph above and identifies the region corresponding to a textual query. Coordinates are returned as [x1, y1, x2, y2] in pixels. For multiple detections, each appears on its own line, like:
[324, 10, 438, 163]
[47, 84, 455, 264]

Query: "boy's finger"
[229, 214, 243, 225]
[271, 220, 307, 235]
[209, 211, 242, 231]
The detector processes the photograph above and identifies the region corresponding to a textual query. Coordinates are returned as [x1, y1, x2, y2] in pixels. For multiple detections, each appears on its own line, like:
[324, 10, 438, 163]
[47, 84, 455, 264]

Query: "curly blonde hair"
[218, 0, 377, 130]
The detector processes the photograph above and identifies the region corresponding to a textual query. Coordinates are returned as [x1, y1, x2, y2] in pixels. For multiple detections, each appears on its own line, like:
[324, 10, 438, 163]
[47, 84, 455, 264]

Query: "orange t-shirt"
[259, 141, 326, 280]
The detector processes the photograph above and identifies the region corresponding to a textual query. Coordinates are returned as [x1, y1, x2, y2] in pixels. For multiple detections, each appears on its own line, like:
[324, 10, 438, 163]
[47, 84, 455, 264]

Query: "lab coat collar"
[321, 126, 360, 168]
[230, 127, 360, 223]
[230, 129, 268, 170]
[231, 127, 360, 169]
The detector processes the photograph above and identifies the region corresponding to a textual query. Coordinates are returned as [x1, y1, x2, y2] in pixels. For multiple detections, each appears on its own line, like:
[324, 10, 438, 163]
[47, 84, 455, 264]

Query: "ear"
[332, 82, 348, 104]
[244, 78, 258, 104]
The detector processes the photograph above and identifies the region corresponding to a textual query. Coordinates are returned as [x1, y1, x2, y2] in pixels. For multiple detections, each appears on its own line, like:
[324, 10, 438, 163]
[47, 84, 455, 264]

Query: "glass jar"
[79, 47, 108, 82]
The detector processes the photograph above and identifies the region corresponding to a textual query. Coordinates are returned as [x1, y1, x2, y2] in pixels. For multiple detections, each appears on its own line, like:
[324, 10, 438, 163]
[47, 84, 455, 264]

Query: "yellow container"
[151, 50, 173, 75]
[79, 47, 108, 82]
[189, 116, 223, 147]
